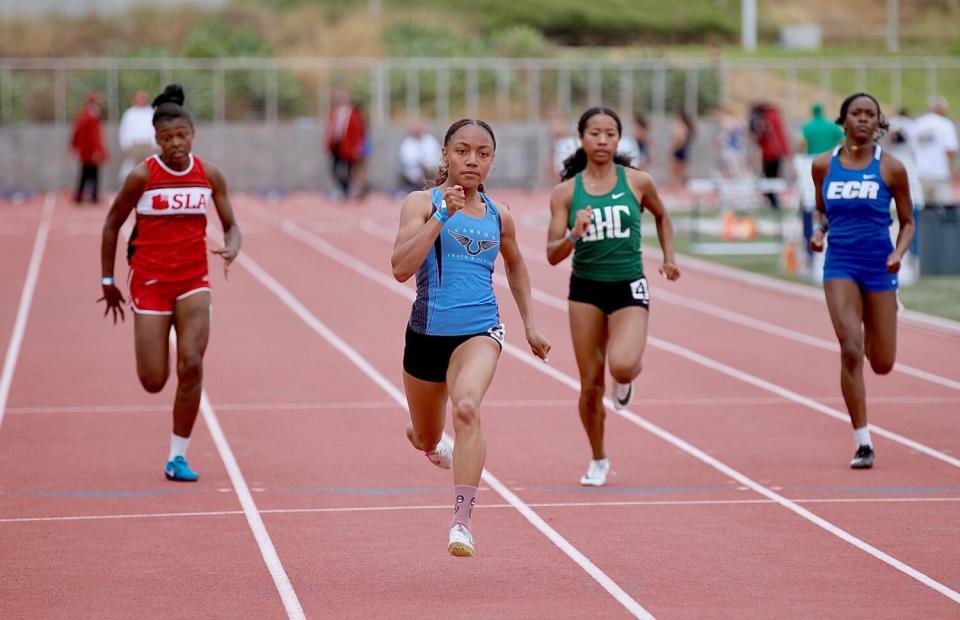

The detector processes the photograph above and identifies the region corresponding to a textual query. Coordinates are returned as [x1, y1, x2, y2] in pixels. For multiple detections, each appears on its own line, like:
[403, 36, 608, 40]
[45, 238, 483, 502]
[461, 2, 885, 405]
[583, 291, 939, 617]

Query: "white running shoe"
[613, 382, 633, 410]
[580, 458, 610, 486]
[425, 437, 453, 469]
[448, 523, 475, 557]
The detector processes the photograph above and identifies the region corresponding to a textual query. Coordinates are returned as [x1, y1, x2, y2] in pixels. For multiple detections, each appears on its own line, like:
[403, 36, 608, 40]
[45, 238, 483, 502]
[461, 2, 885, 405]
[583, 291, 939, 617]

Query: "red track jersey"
[130, 154, 213, 281]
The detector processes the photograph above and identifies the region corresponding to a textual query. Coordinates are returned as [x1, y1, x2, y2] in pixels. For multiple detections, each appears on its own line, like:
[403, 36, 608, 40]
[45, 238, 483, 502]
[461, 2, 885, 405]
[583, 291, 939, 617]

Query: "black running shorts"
[403, 324, 505, 383]
[568, 273, 650, 315]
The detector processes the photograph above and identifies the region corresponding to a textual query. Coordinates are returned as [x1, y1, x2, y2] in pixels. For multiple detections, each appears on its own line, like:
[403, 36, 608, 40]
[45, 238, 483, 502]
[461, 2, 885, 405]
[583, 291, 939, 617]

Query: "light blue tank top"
[408, 188, 501, 336]
[823, 144, 894, 257]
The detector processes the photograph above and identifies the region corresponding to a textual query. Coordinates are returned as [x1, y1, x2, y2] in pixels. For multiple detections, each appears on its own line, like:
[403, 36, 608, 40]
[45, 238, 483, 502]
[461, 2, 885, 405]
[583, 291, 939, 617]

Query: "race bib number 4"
[630, 277, 650, 302]
[486, 324, 506, 346]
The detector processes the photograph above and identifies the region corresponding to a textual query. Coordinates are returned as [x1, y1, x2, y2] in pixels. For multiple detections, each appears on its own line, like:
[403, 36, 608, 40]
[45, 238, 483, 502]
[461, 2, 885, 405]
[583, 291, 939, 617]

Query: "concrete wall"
[0, 119, 725, 194]
[0, 0, 225, 18]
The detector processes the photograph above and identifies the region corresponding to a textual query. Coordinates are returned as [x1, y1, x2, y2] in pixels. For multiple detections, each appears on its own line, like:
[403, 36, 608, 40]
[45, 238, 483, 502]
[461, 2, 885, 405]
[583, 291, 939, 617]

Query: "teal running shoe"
[165, 456, 199, 482]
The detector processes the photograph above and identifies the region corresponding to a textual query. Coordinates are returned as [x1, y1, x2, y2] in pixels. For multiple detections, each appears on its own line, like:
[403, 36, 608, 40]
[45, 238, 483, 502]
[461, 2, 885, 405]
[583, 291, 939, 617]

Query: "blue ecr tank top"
[822, 144, 894, 258]
[407, 188, 502, 336]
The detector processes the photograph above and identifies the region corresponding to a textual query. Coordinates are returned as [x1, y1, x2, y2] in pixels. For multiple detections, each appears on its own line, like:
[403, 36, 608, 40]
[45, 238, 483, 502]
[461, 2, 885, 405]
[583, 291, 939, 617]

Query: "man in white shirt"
[117, 90, 158, 183]
[910, 96, 959, 205]
[397, 123, 442, 193]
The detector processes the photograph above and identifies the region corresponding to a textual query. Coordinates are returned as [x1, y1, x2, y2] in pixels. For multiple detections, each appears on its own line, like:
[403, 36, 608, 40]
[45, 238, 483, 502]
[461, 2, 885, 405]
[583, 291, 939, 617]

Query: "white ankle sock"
[854, 426, 872, 448]
[169, 433, 191, 461]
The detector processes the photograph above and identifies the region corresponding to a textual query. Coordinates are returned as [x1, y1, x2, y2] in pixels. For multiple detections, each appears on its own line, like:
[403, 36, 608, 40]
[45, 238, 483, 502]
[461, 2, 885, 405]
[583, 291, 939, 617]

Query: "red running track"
[0, 191, 957, 618]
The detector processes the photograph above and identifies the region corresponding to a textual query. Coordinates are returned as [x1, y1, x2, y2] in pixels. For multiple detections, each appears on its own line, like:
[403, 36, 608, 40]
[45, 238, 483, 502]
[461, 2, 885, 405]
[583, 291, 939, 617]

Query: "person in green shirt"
[799, 103, 845, 262]
[547, 107, 680, 487]
[801, 102, 845, 155]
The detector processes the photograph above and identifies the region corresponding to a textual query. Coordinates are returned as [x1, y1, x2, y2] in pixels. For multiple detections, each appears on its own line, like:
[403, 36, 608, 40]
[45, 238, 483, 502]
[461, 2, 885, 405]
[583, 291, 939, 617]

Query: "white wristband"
[101, 276, 115, 286]
[565, 230, 580, 243]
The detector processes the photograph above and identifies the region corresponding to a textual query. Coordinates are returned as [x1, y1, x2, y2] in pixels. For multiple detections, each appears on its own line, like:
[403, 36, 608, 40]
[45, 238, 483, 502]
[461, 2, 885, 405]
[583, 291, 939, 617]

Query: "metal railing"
[2, 56, 958, 128]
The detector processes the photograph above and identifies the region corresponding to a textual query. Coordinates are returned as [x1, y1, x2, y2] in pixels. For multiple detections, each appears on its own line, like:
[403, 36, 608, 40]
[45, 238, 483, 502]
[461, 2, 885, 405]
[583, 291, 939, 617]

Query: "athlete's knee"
[138, 372, 168, 394]
[838, 337, 864, 368]
[579, 376, 605, 404]
[177, 353, 204, 387]
[608, 358, 641, 384]
[407, 424, 437, 451]
[869, 356, 895, 375]
[452, 397, 481, 429]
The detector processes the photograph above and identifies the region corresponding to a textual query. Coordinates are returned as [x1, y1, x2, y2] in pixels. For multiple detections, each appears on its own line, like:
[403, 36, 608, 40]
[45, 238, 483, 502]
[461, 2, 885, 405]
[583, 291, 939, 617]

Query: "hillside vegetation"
[0, 0, 957, 59]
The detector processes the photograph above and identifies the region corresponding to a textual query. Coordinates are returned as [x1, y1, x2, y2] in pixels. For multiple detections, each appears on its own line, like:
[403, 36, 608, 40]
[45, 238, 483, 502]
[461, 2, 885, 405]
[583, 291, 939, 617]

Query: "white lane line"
[0, 509, 248, 523]
[648, 338, 960, 470]
[400, 217, 960, 393]
[8, 394, 959, 416]
[291, 217, 960, 605]
[198, 391, 306, 619]
[641, 244, 960, 337]
[236, 251, 654, 620]
[3, 399, 565, 415]
[4, 496, 959, 524]
[515, 273, 960, 469]
[358, 220, 960, 467]
[0, 192, 55, 433]
[118, 212, 305, 618]
[651, 287, 960, 393]
[365, 217, 960, 393]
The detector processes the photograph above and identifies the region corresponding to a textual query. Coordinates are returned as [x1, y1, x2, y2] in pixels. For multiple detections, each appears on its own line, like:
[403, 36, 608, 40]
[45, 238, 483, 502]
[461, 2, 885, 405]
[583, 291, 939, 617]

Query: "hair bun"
[152, 83, 185, 108]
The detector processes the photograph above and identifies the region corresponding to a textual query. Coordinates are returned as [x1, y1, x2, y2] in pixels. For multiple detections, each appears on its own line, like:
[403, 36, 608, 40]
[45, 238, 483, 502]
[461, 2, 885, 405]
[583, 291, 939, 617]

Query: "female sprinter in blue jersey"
[391, 119, 551, 557]
[810, 93, 914, 469]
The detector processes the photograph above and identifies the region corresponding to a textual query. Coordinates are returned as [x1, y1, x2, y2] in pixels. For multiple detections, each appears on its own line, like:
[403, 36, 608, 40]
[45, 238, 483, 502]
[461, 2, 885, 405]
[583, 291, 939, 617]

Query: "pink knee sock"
[452, 485, 477, 529]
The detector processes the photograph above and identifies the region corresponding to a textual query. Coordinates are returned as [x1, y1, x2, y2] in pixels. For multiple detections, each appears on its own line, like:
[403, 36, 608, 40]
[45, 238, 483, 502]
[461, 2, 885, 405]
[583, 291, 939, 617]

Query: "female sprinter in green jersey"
[547, 107, 680, 486]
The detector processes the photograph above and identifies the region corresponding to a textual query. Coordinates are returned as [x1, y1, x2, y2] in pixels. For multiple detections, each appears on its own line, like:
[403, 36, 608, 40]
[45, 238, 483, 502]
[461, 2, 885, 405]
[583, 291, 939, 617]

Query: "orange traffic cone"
[781, 241, 798, 274]
[721, 210, 737, 240]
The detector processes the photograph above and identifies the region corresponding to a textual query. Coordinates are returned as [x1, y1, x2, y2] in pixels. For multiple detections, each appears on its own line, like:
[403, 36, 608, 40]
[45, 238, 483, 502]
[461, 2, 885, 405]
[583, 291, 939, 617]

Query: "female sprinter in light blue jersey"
[391, 119, 551, 557]
[810, 93, 914, 469]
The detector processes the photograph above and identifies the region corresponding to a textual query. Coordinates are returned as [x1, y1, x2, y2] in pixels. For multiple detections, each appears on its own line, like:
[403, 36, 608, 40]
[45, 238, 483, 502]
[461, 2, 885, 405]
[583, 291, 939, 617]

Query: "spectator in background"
[885, 108, 924, 282]
[118, 90, 158, 184]
[800, 102, 843, 155]
[70, 91, 108, 205]
[550, 116, 580, 183]
[616, 113, 652, 171]
[798, 102, 844, 260]
[324, 88, 366, 200]
[749, 101, 790, 208]
[397, 122, 442, 193]
[670, 111, 695, 188]
[716, 105, 749, 179]
[910, 96, 959, 206]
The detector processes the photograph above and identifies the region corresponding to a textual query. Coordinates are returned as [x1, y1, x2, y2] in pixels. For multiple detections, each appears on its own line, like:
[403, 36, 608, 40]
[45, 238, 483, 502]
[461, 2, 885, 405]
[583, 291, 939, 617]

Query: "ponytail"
[560, 148, 587, 181]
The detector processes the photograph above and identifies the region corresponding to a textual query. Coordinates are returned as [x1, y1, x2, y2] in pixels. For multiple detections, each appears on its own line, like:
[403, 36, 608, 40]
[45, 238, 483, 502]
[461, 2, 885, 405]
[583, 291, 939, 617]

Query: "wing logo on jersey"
[826, 180, 880, 200]
[152, 194, 171, 210]
[447, 230, 499, 256]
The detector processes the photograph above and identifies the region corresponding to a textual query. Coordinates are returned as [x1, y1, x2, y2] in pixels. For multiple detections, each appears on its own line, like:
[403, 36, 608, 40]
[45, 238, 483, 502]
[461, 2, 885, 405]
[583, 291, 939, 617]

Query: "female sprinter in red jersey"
[392, 119, 551, 557]
[547, 107, 680, 486]
[99, 84, 241, 482]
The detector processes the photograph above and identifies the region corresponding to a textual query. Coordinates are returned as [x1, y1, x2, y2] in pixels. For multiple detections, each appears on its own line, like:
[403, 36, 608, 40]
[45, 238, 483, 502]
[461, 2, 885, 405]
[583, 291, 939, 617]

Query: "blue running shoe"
[165, 455, 199, 482]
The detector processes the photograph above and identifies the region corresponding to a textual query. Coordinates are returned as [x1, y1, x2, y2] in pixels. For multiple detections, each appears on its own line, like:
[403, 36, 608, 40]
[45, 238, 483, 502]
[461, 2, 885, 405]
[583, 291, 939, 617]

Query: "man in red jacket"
[71, 91, 109, 204]
[324, 88, 366, 199]
[749, 101, 790, 209]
